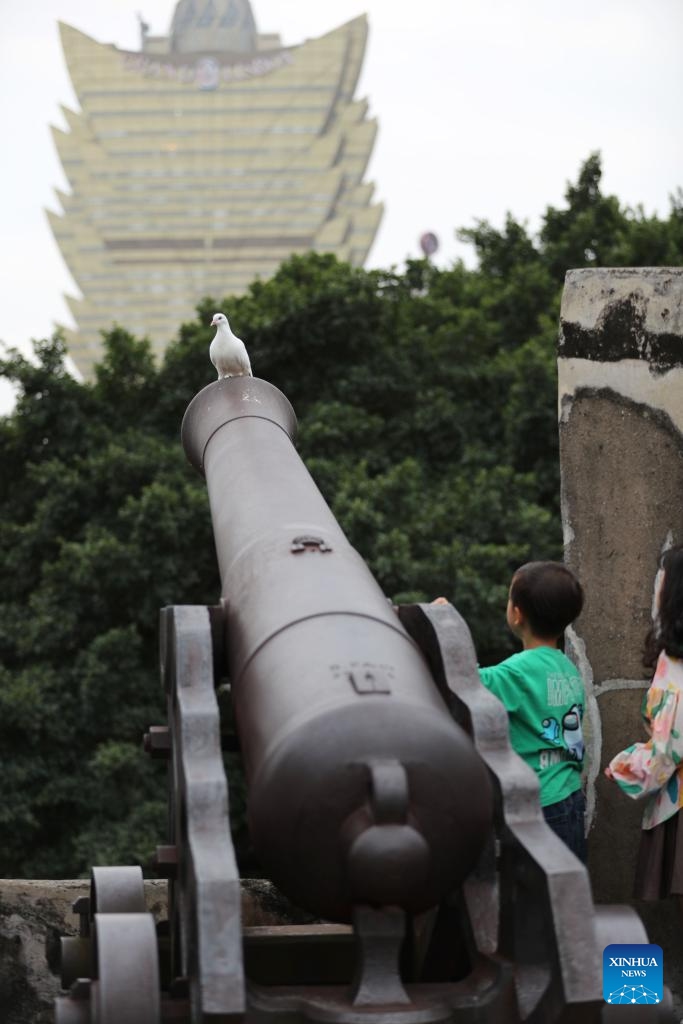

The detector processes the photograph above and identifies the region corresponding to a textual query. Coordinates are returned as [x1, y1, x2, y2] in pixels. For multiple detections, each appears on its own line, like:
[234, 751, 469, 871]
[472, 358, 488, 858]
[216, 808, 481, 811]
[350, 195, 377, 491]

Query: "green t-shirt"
[479, 647, 585, 807]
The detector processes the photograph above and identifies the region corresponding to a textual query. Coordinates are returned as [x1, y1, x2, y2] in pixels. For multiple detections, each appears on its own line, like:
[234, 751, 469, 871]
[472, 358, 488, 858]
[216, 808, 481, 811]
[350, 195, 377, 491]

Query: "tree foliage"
[0, 154, 681, 877]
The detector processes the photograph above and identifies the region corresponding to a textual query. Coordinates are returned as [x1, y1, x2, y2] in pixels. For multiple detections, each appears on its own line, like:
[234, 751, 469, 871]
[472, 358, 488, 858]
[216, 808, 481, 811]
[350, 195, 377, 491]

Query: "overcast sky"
[1, 0, 681, 380]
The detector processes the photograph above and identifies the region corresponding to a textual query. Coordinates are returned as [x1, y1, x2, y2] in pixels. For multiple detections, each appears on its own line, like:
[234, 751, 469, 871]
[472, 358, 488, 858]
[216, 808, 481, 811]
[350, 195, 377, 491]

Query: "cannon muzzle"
[181, 377, 493, 922]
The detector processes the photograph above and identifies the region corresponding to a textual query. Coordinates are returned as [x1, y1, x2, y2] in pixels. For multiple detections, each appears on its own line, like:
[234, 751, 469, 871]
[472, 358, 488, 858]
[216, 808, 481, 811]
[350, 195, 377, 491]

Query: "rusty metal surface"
[181, 378, 494, 923]
[93, 912, 161, 1024]
[91, 865, 146, 914]
[350, 906, 411, 1007]
[59, 866, 146, 990]
[59, 936, 92, 991]
[246, 960, 517, 1024]
[54, 994, 91, 1024]
[161, 603, 245, 1021]
[56, 913, 161, 1024]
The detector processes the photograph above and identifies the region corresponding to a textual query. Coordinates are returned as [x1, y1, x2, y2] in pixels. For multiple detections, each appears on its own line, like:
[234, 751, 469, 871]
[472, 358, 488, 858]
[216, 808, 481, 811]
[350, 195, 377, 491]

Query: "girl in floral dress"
[605, 544, 683, 901]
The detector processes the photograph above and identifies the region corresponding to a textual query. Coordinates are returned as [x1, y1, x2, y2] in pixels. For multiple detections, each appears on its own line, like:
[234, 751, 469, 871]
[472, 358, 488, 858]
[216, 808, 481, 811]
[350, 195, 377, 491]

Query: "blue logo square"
[603, 944, 663, 1004]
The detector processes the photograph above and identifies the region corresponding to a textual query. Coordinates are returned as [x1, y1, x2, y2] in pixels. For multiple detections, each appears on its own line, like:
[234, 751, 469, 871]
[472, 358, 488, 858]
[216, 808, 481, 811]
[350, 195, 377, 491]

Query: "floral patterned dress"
[606, 651, 683, 829]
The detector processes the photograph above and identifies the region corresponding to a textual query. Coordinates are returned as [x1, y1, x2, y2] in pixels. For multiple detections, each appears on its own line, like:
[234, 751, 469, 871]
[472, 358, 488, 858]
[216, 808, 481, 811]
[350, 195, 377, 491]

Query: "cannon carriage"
[55, 378, 672, 1024]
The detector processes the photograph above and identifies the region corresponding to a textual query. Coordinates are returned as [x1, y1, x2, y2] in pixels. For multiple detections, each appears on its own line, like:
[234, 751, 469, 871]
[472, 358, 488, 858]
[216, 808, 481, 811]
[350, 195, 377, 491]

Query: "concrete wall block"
[558, 266, 683, 1011]
[559, 267, 683, 847]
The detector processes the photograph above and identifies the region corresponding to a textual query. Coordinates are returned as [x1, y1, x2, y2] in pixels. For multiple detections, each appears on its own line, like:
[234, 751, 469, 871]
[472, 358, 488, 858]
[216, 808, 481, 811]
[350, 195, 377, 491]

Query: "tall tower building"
[49, 1, 383, 377]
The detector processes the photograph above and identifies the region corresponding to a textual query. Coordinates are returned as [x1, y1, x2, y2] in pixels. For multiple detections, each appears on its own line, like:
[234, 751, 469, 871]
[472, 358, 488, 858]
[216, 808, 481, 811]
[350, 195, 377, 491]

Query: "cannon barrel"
[181, 377, 493, 922]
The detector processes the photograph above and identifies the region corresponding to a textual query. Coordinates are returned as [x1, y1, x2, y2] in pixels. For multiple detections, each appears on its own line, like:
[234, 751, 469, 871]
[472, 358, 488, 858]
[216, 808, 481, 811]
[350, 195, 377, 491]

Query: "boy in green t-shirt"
[478, 561, 587, 862]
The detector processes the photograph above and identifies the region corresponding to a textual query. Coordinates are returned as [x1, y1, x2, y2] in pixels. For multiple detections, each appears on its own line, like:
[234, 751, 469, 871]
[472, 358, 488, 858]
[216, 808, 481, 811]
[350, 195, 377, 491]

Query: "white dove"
[209, 312, 252, 379]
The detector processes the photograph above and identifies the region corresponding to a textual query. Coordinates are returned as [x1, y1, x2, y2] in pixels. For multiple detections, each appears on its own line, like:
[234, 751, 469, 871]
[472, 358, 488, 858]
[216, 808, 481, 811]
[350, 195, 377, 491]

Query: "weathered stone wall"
[558, 266, 683, 1004]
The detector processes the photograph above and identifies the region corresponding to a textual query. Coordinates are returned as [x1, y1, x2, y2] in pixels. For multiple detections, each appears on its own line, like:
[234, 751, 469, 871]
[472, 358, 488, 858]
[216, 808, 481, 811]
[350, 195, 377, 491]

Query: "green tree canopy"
[0, 153, 681, 876]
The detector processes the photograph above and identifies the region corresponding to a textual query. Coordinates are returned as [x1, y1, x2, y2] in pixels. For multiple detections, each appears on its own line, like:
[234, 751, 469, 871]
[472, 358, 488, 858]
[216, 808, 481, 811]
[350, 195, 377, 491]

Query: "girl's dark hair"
[643, 544, 683, 668]
[510, 561, 583, 640]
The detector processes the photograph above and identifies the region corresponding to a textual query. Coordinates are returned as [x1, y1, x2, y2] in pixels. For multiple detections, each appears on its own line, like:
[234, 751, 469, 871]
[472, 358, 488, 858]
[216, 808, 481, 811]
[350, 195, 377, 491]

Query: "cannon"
[55, 378, 674, 1024]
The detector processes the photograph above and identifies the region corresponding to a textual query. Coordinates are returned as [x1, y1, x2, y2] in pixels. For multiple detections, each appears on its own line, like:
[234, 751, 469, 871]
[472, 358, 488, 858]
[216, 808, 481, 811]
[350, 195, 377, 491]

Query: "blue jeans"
[542, 788, 587, 863]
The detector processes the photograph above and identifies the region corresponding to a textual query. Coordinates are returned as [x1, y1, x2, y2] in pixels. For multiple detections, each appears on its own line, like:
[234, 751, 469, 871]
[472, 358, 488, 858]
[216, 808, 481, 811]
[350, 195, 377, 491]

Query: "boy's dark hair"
[510, 561, 583, 640]
[644, 544, 683, 668]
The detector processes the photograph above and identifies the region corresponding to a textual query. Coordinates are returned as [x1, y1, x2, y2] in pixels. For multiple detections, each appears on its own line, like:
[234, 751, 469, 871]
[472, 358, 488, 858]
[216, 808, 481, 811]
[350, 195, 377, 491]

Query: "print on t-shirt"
[539, 702, 584, 768]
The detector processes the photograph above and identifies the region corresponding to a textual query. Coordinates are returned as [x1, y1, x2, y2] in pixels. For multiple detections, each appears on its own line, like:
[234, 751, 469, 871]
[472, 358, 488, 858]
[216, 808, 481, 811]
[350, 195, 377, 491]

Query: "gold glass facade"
[49, 3, 383, 376]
